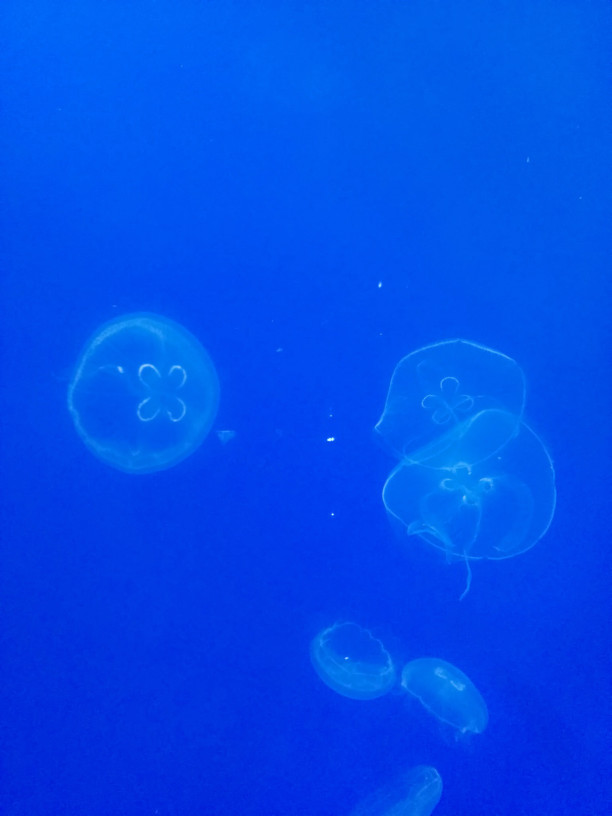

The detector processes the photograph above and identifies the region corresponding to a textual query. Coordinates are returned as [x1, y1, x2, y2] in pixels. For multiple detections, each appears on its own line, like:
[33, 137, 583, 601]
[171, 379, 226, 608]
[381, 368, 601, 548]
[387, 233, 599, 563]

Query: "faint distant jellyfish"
[401, 658, 488, 737]
[350, 765, 443, 816]
[382, 409, 556, 596]
[310, 622, 396, 700]
[216, 429, 237, 444]
[375, 339, 526, 462]
[67, 313, 220, 473]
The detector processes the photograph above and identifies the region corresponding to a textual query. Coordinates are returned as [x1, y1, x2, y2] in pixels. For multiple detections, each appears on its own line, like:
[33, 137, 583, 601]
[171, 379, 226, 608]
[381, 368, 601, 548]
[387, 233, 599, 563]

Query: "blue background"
[1, 1, 611, 814]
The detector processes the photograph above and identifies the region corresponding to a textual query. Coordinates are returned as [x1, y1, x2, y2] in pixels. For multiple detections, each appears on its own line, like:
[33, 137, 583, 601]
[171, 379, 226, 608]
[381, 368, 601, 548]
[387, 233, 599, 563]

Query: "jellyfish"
[376, 342, 555, 595]
[375, 339, 526, 462]
[67, 313, 220, 473]
[310, 622, 396, 700]
[382, 410, 556, 596]
[401, 658, 488, 737]
[350, 765, 443, 816]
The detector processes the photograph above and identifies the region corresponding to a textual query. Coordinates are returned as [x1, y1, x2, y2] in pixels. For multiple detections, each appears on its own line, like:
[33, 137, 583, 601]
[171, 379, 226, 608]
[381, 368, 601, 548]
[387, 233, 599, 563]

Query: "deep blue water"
[1, 2, 611, 814]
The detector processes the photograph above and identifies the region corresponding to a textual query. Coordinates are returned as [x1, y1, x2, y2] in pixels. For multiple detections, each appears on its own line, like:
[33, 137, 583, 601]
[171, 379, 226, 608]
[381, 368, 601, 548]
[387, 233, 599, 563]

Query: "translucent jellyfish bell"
[67, 313, 220, 473]
[350, 765, 443, 816]
[383, 410, 556, 565]
[401, 658, 488, 737]
[375, 339, 526, 462]
[310, 622, 396, 700]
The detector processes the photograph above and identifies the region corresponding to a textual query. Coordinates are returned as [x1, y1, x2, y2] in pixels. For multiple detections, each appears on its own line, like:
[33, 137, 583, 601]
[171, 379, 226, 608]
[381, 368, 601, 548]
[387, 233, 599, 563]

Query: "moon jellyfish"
[401, 658, 488, 737]
[376, 341, 556, 595]
[67, 313, 220, 473]
[350, 765, 443, 816]
[375, 339, 526, 462]
[383, 410, 557, 563]
[310, 622, 396, 700]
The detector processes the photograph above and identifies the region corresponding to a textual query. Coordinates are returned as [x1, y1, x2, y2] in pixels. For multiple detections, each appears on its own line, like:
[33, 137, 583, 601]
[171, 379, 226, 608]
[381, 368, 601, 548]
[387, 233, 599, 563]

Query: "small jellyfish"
[401, 658, 488, 737]
[216, 429, 236, 444]
[350, 765, 443, 816]
[310, 622, 396, 700]
[375, 339, 526, 462]
[67, 313, 219, 473]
